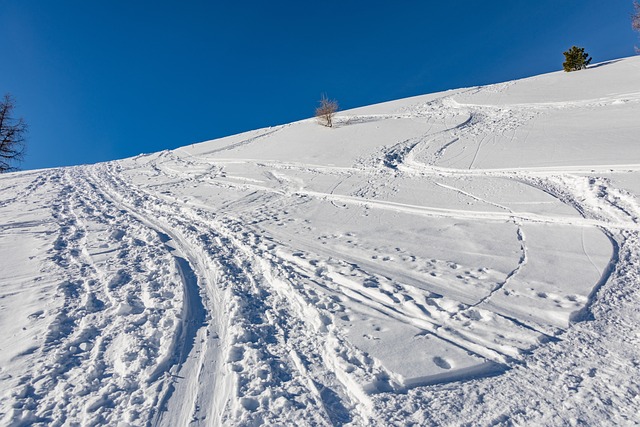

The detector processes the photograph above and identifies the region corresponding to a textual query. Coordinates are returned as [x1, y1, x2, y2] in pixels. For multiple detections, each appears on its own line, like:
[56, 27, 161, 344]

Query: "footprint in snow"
[433, 356, 452, 370]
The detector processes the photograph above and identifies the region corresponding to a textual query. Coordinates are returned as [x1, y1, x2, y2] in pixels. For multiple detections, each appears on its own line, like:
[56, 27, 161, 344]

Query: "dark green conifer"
[562, 46, 592, 72]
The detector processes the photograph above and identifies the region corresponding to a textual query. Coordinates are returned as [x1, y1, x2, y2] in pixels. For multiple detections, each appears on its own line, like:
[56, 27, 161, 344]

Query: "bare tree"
[0, 94, 27, 173]
[315, 94, 338, 127]
[634, 1, 640, 51]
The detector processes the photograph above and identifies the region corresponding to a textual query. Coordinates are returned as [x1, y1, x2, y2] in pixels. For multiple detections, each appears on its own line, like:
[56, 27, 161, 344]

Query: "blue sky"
[1, 1, 638, 171]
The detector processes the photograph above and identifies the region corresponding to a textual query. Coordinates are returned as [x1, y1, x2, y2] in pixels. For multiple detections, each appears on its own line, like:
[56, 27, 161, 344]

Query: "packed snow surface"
[1, 57, 640, 426]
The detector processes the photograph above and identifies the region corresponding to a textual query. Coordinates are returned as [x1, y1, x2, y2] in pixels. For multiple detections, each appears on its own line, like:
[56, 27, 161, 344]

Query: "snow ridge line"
[446, 91, 640, 110]
[295, 188, 639, 231]
[178, 125, 286, 157]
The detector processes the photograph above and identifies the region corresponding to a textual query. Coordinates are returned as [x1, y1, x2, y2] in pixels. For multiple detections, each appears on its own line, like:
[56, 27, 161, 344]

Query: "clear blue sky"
[1, 1, 638, 170]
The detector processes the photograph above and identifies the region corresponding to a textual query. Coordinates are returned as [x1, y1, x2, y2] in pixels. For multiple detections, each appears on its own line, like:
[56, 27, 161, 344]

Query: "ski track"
[2, 66, 640, 425]
[95, 162, 382, 425]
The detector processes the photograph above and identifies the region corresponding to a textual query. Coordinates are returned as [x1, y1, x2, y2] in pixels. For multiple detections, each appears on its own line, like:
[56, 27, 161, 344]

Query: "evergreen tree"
[562, 46, 592, 72]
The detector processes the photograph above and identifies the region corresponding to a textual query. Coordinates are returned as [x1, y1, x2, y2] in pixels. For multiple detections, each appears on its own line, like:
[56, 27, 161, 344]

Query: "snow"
[2, 56, 640, 426]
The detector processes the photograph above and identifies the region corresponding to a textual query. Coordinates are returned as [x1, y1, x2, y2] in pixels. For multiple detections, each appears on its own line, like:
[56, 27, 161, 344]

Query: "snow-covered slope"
[2, 57, 640, 426]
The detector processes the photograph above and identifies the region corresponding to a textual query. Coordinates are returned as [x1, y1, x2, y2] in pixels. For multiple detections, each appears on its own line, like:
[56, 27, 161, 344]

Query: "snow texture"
[1, 56, 640, 426]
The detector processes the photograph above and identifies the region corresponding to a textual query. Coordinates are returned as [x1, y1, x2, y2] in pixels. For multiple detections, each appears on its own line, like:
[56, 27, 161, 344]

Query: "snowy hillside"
[1, 56, 640, 426]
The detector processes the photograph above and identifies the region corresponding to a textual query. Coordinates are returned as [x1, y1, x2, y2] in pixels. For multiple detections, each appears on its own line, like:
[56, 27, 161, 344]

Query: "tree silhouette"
[0, 94, 27, 173]
[633, 1, 640, 52]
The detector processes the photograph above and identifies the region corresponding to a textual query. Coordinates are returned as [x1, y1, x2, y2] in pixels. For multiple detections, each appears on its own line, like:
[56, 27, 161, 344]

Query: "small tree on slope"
[315, 95, 338, 128]
[563, 46, 592, 72]
[0, 94, 27, 173]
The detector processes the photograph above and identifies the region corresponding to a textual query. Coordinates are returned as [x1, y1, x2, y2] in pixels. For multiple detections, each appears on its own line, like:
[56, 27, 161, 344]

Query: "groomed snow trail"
[1, 57, 640, 426]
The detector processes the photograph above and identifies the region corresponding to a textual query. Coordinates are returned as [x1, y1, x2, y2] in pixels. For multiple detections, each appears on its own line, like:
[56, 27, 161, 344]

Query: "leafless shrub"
[315, 94, 338, 127]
